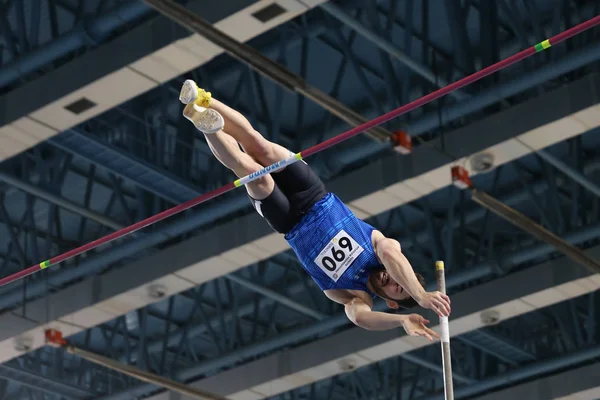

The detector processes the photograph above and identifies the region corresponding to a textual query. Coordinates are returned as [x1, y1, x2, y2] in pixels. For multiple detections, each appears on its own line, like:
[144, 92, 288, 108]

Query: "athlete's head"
[368, 267, 425, 309]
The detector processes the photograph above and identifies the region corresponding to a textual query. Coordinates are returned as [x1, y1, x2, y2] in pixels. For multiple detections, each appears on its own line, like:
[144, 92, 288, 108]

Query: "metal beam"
[124, 248, 600, 400]
[422, 347, 600, 400]
[224, 274, 326, 321]
[8, 180, 600, 396]
[0, 1, 152, 90]
[27, 157, 600, 368]
[457, 330, 536, 365]
[444, 0, 476, 75]
[0, 363, 93, 399]
[0, 71, 597, 333]
[471, 362, 600, 400]
[336, 41, 600, 166]
[63, 343, 226, 400]
[0, 170, 124, 231]
[320, 2, 467, 100]
[93, 222, 600, 400]
[120, 279, 313, 364]
[142, 0, 390, 142]
[0, 0, 258, 125]
[471, 188, 600, 274]
[536, 148, 600, 199]
[400, 353, 475, 384]
[49, 129, 203, 205]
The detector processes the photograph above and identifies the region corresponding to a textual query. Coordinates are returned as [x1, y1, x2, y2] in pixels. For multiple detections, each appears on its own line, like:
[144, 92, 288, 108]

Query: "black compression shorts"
[249, 160, 327, 234]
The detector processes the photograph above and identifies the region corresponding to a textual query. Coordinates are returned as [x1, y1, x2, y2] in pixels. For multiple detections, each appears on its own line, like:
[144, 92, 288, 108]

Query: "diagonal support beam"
[444, 0, 476, 75]
[56, 339, 226, 400]
[0, 171, 124, 231]
[471, 362, 600, 400]
[225, 274, 326, 321]
[320, 2, 467, 100]
[49, 129, 202, 204]
[470, 188, 600, 274]
[536, 148, 600, 199]
[421, 345, 600, 400]
[0, 197, 28, 266]
[128, 248, 600, 400]
[142, 0, 390, 142]
[400, 353, 475, 384]
[458, 330, 536, 365]
[0, 1, 151, 89]
[0, 363, 93, 399]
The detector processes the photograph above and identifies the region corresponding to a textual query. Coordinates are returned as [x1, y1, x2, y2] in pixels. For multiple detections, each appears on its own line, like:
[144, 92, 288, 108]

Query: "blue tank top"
[285, 193, 381, 297]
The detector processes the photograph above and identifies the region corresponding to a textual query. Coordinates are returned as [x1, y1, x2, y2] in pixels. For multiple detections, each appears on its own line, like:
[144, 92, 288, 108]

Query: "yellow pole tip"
[435, 261, 445, 270]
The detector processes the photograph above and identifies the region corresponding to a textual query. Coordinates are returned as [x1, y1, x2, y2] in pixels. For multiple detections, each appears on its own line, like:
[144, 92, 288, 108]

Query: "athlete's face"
[372, 269, 410, 303]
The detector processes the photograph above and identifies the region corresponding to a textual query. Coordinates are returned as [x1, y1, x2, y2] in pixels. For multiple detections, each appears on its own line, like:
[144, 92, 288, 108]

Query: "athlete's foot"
[183, 104, 224, 134]
[179, 79, 212, 108]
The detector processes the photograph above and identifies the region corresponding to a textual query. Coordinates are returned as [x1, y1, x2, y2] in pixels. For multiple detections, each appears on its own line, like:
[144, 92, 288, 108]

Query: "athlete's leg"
[180, 80, 289, 166]
[208, 96, 327, 200]
[182, 103, 273, 200]
[181, 102, 298, 233]
[210, 97, 292, 164]
[180, 81, 326, 214]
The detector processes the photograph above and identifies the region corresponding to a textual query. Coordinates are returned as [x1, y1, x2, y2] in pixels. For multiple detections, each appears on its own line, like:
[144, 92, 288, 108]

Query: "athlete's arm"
[375, 235, 451, 317]
[345, 297, 406, 330]
[345, 298, 438, 340]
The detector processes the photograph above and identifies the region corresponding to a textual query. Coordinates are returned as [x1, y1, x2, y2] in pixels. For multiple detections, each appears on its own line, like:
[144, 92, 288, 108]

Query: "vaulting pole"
[436, 261, 454, 400]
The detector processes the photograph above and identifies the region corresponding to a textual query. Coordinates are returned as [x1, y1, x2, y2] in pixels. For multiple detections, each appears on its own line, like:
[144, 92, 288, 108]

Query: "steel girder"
[0, 66, 597, 310]
[0, 0, 596, 271]
[2, 117, 600, 399]
[0, 0, 259, 126]
[0, 1, 596, 398]
[1, 242, 599, 400]
[0, 0, 152, 93]
[56, 0, 600, 193]
[0, 149, 139, 283]
[4, 291, 598, 400]
[257, 323, 600, 400]
[0, 0, 590, 307]
[1, 56, 599, 316]
[92, 245, 600, 400]
[471, 362, 600, 400]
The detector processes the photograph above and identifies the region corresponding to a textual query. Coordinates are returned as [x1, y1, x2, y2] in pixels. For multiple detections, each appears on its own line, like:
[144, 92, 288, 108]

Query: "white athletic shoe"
[179, 79, 199, 105]
[183, 104, 224, 134]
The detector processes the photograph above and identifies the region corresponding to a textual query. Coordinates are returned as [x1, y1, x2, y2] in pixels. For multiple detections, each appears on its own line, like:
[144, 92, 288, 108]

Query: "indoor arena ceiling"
[0, 1, 599, 400]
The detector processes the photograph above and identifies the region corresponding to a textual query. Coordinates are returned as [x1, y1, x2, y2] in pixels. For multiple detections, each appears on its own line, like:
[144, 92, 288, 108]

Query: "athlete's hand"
[417, 291, 451, 317]
[401, 314, 439, 341]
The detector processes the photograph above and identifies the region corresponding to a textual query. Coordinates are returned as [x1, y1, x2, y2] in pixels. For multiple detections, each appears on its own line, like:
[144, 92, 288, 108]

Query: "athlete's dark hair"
[370, 266, 426, 309]
[395, 272, 425, 309]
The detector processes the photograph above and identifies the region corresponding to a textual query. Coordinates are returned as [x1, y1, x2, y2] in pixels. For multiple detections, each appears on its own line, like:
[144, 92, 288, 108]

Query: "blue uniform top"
[285, 192, 381, 297]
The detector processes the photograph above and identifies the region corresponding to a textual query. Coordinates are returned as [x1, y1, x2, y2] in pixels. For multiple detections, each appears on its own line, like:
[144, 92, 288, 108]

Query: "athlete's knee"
[239, 130, 269, 154]
[231, 154, 258, 175]
[237, 155, 269, 179]
[244, 136, 290, 166]
[240, 131, 276, 160]
[244, 163, 275, 200]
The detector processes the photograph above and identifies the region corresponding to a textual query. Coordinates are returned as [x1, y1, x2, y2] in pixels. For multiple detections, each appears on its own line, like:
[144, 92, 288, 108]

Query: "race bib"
[314, 230, 364, 282]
